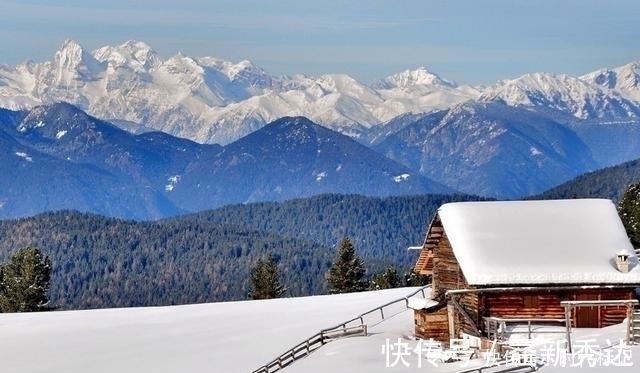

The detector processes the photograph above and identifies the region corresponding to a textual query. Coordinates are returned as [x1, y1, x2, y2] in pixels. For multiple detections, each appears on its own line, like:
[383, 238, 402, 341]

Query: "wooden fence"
[250, 285, 431, 373]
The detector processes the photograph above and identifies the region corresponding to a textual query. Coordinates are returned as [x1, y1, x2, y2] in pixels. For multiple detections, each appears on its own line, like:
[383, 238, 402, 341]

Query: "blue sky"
[1, 0, 639, 85]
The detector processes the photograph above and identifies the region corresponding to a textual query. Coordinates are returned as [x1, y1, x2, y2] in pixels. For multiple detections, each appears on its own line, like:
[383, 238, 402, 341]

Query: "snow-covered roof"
[436, 199, 640, 285]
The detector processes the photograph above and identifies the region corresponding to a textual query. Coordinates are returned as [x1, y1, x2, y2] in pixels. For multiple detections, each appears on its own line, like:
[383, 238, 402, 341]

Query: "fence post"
[626, 303, 633, 345]
[563, 304, 573, 353]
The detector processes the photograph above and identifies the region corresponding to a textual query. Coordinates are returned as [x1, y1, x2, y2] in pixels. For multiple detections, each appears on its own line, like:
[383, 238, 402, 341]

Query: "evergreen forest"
[0, 193, 482, 309]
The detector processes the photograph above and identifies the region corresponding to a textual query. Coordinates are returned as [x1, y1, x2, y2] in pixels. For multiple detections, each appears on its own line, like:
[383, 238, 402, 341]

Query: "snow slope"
[1, 286, 637, 373]
[0, 288, 418, 373]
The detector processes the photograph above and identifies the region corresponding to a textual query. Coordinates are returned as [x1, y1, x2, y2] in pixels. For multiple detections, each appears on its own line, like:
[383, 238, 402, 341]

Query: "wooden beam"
[449, 295, 482, 337]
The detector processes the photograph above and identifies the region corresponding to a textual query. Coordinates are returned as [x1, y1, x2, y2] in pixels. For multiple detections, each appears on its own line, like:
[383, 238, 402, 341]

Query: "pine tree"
[248, 254, 286, 300]
[369, 266, 401, 290]
[618, 181, 640, 248]
[327, 237, 367, 294]
[404, 268, 431, 287]
[0, 247, 52, 312]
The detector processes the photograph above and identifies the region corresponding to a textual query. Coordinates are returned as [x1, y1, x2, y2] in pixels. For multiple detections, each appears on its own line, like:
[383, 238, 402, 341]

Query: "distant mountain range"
[0, 103, 448, 219]
[3, 40, 637, 146]
[0, 40, 479, 145]
[1, 40, 640, 216]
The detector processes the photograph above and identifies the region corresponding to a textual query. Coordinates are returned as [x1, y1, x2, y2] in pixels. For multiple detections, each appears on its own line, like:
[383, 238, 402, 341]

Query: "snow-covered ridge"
[0, 40, 476, 144]
[1, 39, 639, 145]
[581, 61, 640, 102]
[479, 72, 640, 119]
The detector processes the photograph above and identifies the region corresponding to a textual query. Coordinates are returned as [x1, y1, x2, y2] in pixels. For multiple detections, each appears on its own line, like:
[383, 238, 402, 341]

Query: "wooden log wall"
[456, 292, 480, 336]
[415, 305, 450, 342]
[432, 231, 470, 300]
[481, 288, 636, 328]
[482, 291, 566, 320]
[598, 289, 635, 327]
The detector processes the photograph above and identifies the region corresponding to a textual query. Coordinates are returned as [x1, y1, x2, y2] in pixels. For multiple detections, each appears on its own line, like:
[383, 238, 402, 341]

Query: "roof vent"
[616, 251, 631, 273]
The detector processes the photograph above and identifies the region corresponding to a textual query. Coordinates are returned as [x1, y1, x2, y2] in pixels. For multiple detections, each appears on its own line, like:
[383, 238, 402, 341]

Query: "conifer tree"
[248, 254, 286, 300]
[0, 247, 52, 313]
[327, 237, 367, 294]
[369, 266, 401, 290]
[404, 268, 430, 287]
[618, 181, 640, 248]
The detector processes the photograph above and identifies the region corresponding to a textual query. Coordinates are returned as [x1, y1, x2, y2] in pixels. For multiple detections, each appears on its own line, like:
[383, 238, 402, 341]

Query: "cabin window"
[523, 295, 539, 308]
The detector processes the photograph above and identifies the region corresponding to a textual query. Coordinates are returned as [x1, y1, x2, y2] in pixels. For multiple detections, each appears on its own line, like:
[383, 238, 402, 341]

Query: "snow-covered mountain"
[0, 104, 448, 219]
[478, 72, 640, 120]
[2, 39, 640, 147]
[581, 61, 640, 102]
[3, 40, 640, 202]
[0, 40, 477, 145]
[374, 101, 602, 198]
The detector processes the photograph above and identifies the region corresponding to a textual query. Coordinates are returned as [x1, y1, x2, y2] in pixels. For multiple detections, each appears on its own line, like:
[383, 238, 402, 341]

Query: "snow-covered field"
[0, 287, 638, 373]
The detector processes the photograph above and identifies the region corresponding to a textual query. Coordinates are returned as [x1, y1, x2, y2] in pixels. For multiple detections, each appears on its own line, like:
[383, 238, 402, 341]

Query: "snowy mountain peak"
[479, 72, 640, 119]
[93, 40, 160, 71]
[581, 61, 640, 102]
[53, 39, 104, 80]
[226, 60, 273, 88]
[372, 67, 457, 89]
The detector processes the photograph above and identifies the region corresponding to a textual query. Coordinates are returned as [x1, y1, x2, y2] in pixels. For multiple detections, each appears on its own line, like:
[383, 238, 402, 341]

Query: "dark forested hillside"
[0, 211, 332, 309]
[533, 157, 640, 202]
[182, 193, 487, 270]
[0, 193, 485, 310]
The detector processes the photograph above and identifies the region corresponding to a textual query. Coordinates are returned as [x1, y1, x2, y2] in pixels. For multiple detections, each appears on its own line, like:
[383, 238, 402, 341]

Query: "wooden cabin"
[412, 199, 640, 343]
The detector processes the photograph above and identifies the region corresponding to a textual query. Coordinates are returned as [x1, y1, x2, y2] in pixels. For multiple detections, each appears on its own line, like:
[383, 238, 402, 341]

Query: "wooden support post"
[626, 303, 633, 345]
[564, 304, 572, 353]
[447, 301, 456, 341]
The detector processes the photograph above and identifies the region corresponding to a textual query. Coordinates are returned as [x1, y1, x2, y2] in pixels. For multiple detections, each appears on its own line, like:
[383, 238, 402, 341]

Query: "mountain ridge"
[0, 104, 448, 220]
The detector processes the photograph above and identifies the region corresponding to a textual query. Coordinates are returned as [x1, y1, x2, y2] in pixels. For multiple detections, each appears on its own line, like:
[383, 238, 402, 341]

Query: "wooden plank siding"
[415, 305, 450, 342]
[481, 291, 566, 321]
[432, 232, 469, 300]
[416, 288, 637, 342]
[453, 292, 480, 337]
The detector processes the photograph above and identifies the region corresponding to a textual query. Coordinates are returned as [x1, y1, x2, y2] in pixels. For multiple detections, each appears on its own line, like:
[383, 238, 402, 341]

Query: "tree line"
[0, 194, 472, 309]
[249, 236, 429, 300]
[3, 184, 640, 311]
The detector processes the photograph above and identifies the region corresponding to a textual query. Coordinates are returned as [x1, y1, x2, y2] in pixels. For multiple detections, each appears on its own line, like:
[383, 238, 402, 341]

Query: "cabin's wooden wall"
[415, 305, 449, 342]
[480, 288, 636, 328]
[482, 291, 566, 320]
[598, 289, 635, 327]
[416, 288, 636, 341]
[432, 232, 470, 300]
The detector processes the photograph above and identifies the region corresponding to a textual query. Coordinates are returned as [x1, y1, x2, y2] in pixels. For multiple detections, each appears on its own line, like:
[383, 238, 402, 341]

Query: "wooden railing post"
[627, 303, 633, 345]
[564, 303, 572, 353]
